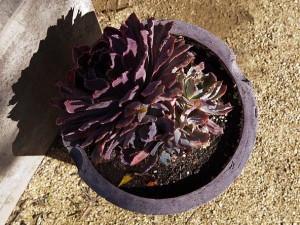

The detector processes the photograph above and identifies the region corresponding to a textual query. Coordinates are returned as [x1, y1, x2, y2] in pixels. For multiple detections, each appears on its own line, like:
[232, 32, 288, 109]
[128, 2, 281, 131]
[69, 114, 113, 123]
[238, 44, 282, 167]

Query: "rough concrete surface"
[0, 0, 99, 224]
[6, 0, 300, 224]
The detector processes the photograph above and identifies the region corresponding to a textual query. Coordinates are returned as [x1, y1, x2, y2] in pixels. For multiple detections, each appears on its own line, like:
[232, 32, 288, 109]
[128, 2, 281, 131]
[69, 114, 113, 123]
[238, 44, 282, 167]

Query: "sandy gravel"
[6, 0, 300, 224]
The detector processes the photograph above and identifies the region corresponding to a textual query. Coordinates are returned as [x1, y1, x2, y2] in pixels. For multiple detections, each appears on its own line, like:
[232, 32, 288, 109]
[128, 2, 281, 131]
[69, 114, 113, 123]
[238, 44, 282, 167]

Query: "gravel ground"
[6, 0, 300, 224]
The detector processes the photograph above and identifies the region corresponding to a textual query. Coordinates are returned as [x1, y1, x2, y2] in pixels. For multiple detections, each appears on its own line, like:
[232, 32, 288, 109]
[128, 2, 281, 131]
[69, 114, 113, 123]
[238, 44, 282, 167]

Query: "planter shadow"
[7, 8, 101, 164]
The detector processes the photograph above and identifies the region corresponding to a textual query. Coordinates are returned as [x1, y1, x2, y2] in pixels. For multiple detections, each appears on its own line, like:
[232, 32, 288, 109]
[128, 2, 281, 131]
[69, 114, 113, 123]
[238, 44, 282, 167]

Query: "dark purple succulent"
[158, 63, 233, 165]
[51, 13, 232, 173]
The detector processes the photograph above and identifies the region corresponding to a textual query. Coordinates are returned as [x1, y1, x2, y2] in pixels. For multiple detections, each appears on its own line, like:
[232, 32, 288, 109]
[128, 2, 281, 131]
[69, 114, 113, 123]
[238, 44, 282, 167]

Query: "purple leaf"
[102, 26, 124, 41]
[163, 82, 183, 99]
[146, 18, 154, 46]
[151, 103, 169, 112]
[100, 111, 122, 124]
[207, 81, 222, 99]
[134, 49, 148, 83]
[201, 101, 233, 115]
[122, 16, 149, 62]
[57, 100, 117, 124]
[124, 101, 141, 117]
[58, 83, 90, 100]
[77, 52, 90, 69]
[63, 111, 115, 132]
[214, 103, 233, 115]
[56, 110, 98, 125]
[152, 95, 173, 103]
[78, 118, 102, 131]
[144, 85, 165, 104]
[63, 127, 99, 141]
[72, 45, 90, 66]
[130, 150, 149, 166]
[123, 130, 136, 148]
[139, 122, 157, 142]
[145, 18, 154, 65]
[107, 132, 118, 142]
[189, 130, 210, 146]
[151, 22, 173, 65]
[199, 99, 216, 112]
[202, 72, 217, 91]
[112, 71, 129, 88]
[155, 116, 175, 133]
[141, 80, 162, 97]
[103, 140, 120, 160]
[121, 12, 143, 37]
[122, 50, 136, 69]
[211, 85, 227, 100]
[86, 100, 114, 110]
[171, 51, 195, 72]
[91, 140, 106, 164]
[64, 100, 86, 113]
[150, 142, 164, 155]
[187, 109, 209, 125]
[123, 38, 138, 57]
[90, 39, 109, 52]
[85, 78, 110, 91]
[92, 88, 110, 99]
[157, 51, 194, 76]
[60, 122, 81, 136]
[108, 35, 127, 54]
[160, 73, 177, 88]
[116, 113, 136, 129]
[107, 53, 127, 80]
[80, 135, 96, 148]
[206, 119, 224, 135]
[140, 115, 157, 124]
[140, 155, 158, 173]
[171, 39, 192, 60]
[119, 85, 139, 107]
[123, 17, 149, 79]
[120, 147, 136, 165]
[95, 127, 110, 143]
[119, 124, 137, 137]
[153, 36, 175, 75]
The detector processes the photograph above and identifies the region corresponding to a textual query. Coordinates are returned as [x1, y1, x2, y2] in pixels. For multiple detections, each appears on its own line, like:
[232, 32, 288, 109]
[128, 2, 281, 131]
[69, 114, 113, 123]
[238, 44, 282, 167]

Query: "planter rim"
[63, 19, 258, 215]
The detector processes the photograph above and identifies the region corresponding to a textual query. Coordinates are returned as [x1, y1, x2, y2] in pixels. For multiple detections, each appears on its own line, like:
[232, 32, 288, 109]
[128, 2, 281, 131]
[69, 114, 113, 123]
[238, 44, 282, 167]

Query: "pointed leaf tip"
[118, 174, 134, 187]
[130, 150, 149, 166]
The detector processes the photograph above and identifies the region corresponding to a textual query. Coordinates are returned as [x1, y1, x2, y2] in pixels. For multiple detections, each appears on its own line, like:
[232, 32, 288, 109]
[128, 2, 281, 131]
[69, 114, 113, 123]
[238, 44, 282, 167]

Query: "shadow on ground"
[7, 8, 101, 164]
[46, 136, 75, 165]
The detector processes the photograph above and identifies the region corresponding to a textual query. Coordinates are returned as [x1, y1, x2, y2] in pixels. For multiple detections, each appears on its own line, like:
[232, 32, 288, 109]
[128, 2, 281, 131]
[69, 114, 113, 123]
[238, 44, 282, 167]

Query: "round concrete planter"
[62, 20, 258, 215]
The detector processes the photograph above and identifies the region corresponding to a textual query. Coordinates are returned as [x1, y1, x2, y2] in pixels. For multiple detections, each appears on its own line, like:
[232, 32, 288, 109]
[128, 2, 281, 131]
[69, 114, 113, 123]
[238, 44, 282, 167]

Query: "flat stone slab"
[0, 0, 101, 223]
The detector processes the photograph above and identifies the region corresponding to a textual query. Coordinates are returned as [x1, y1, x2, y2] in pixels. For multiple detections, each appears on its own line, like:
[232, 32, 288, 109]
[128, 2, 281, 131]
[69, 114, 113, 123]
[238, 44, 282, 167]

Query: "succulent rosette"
[51, 13, 232, 172]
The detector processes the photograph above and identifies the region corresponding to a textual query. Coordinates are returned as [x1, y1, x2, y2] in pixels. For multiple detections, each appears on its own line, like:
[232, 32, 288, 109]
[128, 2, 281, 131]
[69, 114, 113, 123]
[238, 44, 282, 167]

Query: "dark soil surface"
[95, 127, 222, 188]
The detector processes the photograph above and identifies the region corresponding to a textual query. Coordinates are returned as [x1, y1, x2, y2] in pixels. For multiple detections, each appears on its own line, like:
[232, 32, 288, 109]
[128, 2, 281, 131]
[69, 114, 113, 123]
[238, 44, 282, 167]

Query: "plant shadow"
[7, 8, 101, 164]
